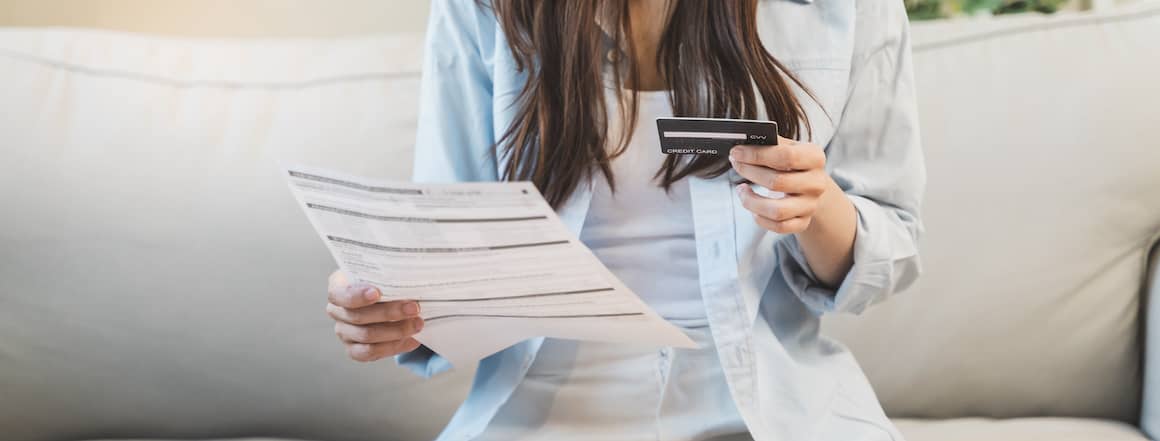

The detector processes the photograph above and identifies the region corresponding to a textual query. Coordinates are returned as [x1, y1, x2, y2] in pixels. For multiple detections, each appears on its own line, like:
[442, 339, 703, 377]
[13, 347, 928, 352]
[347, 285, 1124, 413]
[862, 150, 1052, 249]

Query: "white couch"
[1, 3, 1159, 440]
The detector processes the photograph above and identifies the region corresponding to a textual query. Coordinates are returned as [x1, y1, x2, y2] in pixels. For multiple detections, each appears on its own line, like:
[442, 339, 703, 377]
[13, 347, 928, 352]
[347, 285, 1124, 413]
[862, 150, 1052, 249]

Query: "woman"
[326, 0, 923, 439]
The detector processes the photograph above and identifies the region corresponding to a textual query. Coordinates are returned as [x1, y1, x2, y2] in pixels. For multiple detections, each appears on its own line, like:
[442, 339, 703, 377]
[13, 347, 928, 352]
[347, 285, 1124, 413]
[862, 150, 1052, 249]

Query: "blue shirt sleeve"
[776, 1, 926, 315]
[396, 0, 500, 378]
[411, 0, 499, 184]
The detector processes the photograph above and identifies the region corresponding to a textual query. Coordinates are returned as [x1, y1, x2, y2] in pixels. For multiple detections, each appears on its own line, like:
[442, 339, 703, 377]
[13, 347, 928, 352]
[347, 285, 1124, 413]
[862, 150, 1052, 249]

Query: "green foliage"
[907, 0, 945, 19]
[906, 0, 1073, 20]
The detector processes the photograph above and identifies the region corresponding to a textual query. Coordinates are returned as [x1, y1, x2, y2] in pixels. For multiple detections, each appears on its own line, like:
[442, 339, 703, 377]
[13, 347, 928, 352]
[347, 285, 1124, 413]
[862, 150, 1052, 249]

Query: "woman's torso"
[417, 2, 917, 440]
[478, 91, 748, 440]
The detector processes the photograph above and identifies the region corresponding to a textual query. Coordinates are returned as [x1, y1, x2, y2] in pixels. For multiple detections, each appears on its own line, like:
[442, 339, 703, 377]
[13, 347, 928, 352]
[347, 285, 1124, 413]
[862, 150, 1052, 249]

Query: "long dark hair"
[489, 0, 812, 208]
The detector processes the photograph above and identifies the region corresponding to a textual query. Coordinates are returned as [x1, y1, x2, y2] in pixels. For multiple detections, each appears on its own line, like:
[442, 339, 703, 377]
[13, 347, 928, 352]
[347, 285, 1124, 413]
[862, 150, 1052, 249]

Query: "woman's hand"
[326, 270, 424, 363]
[729, 137, 837, 234]
[730, 138, 858, 288]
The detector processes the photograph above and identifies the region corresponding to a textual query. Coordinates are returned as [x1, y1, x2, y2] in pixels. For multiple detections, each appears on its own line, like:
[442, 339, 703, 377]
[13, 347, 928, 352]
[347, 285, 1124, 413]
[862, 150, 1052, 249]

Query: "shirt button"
[734, 346, 747, 366]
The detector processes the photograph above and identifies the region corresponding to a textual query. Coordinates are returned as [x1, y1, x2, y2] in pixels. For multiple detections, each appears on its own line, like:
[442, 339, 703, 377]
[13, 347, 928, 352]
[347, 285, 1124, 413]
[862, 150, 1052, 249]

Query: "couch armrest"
[1140, 239, 1160, 439]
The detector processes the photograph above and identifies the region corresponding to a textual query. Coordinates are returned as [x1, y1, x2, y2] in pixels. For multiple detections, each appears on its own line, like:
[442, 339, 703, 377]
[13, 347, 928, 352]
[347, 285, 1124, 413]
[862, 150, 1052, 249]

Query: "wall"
[0, 0, 431, 37]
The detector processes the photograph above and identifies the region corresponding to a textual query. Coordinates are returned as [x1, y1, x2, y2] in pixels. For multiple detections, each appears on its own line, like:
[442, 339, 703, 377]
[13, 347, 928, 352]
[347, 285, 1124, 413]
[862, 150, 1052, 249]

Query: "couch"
[1, 2, 1158, 440]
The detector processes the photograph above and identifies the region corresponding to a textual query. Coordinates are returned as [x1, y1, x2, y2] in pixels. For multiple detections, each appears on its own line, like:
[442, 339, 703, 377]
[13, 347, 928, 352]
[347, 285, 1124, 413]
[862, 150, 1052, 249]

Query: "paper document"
[284, 165, 696, 367]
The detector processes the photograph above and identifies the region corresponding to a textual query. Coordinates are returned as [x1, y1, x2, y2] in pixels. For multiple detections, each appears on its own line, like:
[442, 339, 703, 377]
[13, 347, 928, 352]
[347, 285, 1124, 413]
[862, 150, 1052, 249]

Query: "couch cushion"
[84, 439, 315, 441]
[895, 418, 1148, 441]
[0, 29, 471, 441]
[824, 1, 1160, 422]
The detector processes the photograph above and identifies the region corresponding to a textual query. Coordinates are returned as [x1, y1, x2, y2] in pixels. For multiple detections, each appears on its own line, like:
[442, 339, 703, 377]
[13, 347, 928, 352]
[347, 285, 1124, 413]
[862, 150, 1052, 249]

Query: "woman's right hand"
[326, 270, 425, 362]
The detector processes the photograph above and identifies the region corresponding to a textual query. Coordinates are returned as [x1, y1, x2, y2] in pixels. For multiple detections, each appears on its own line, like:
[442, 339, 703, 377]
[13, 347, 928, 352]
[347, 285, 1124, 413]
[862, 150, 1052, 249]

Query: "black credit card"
[656, 117, 779, 156]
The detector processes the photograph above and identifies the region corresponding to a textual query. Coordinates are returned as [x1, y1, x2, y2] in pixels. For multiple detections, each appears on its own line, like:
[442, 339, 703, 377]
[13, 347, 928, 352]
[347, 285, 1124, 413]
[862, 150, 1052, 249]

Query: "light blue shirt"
[400, 1, 925, 440]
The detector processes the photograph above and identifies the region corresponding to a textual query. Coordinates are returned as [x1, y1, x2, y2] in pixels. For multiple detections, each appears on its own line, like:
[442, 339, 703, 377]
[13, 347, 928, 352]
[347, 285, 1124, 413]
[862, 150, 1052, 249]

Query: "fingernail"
[403, 302, 420, 316]
[362, 287, 379, 301]
[730, 148, 742, 160]
[414, 318, 425, 332]
[736, 183, 748, 195]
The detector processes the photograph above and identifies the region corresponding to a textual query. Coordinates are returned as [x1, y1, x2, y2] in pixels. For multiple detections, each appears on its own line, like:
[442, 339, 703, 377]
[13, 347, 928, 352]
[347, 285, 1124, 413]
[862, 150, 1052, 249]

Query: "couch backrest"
[0, 31, 466, 441]
[824, 2, 1160, 422]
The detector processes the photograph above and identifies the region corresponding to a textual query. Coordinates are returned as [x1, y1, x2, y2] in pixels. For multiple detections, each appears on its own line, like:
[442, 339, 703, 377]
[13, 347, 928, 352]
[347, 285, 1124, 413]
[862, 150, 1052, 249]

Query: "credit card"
[656, 117, 778, 156]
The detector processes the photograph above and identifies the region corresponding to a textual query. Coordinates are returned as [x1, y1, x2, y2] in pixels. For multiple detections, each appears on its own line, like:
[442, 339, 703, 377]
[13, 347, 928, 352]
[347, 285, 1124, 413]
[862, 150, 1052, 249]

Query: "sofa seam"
[0, 46, 422, 90]
[1136, 228, 1160, 429]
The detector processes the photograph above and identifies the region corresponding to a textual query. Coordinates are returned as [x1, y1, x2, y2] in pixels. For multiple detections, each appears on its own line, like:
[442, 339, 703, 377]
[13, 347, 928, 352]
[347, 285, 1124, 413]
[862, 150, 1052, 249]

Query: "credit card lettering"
[656, 118, 779, 156]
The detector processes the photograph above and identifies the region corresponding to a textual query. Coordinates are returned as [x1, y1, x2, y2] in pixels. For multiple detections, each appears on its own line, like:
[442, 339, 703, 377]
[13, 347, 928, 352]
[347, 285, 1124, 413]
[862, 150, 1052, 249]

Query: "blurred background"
[0, 0, 1145, 36]
[0, 0, 432, 36]
[906, 0, 1137, 18]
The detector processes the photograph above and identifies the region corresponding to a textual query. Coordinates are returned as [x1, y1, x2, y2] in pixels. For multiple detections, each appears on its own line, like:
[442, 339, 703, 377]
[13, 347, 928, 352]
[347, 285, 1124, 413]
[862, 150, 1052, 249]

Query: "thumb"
[327, 271, 381, 308]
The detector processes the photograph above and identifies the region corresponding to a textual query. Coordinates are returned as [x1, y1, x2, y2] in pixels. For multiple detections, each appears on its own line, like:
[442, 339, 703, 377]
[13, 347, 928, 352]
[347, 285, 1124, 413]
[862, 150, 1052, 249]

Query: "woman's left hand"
[729, 137, 836, 235]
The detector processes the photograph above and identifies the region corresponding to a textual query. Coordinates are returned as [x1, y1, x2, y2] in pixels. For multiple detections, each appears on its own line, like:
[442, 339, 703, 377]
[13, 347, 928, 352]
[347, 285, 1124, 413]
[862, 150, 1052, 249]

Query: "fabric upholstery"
[0, 30, 468, 441]
[1142, 242, 1160, 439]
[83, 439, 315, 441]
[895, 418, 1148, 441]
[824, 1, 1160, 422]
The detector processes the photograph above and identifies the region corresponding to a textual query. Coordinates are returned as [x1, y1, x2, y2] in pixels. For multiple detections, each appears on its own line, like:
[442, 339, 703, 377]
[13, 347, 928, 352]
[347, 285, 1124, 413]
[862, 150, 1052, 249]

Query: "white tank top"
[579, 90, 705, 324]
